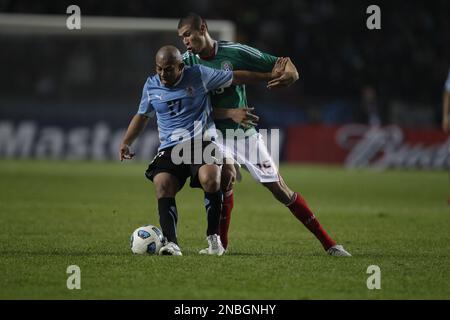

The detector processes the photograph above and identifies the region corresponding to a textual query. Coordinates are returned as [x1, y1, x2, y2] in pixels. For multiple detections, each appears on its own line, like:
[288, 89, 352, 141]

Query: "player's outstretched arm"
[119, 114, 149, 161]
[213, 107, 259, 129]
[267, 57, 299, 89]
[443, 91, 450, 132]
[231, 66, 285, 86]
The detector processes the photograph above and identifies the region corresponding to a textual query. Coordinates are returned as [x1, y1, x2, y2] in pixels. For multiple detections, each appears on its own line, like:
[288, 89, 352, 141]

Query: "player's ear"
[200, 23, 206, 35]
[178, 62, 184, 71]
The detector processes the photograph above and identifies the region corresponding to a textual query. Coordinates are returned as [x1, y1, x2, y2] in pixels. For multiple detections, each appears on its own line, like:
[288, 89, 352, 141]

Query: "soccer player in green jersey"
[177, 14, 351, 256]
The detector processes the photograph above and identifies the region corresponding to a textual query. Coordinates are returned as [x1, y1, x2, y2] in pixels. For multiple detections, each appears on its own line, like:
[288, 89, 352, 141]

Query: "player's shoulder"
[217, 40, 235, 47]
[182, 65, 206, 83]
[185, 64, 203, 71]
[182, 50, 193, 60]
[146, 75, 160, 87]
[187, 64, 214, 73]
[218, 41, 263, 58]
[182, 50, 198, 65]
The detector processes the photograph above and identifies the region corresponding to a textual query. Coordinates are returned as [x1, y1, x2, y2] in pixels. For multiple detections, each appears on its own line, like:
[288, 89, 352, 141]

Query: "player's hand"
[119, 143, 135, 161]
[267, 71, 297, 89]
[229, 108, 259, 129]
[271, 57, 288, 78]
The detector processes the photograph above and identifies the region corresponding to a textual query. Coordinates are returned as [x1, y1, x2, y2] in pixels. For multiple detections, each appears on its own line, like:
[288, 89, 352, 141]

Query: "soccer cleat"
[159, 242, 182, 256]
[198, 247, 228, 255]
[198, 234, 225, 256]
[327, 244, 352, 257]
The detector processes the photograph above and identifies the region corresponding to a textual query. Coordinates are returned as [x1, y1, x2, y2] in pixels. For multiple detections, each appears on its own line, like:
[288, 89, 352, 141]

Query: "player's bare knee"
[199, 173, 220, 193]
[221, 176, 235, 192]
[222, 163, 236, 175]
[278, 177, 295, 200]
[263, 181, 276, 192]
[154, 174, 178, 198]
[201, 175, 221, 193]
[221, 166, 236, 192]
[199, 165, 221, 192]
[263, 181, 292, 204]
[155, 183, 177, 198]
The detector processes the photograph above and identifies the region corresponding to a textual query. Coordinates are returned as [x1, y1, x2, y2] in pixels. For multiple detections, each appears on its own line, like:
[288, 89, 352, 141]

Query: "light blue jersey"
[138, 65, 233, 150]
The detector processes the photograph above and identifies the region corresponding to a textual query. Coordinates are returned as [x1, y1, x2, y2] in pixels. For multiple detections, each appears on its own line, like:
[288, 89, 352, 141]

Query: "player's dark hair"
[177, 13, 208, 31]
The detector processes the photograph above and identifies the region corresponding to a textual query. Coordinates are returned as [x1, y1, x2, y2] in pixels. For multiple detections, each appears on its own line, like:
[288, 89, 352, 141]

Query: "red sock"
[219, 190, 234, 250]
[287, 192, 336, 250]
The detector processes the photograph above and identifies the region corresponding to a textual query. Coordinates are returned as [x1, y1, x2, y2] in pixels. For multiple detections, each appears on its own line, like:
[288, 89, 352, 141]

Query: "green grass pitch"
[0, 159, 449, 299]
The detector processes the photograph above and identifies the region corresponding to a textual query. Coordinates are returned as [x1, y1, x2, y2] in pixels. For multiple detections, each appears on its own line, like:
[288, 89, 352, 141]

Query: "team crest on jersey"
[221, 61, 233, 71]
[185, 86, 195, 96]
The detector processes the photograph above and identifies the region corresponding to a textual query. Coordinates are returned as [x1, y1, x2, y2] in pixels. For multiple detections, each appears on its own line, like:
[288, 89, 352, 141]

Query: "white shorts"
[215, 133, 279, 183]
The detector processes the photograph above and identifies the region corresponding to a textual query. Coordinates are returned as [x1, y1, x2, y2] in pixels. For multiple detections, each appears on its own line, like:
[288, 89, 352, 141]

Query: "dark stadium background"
[1, 0, 449, 167]
[1, 0, 450, 303]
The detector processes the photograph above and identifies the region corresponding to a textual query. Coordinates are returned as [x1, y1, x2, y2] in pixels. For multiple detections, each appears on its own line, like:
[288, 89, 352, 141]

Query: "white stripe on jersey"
[220, 44, 263, 57]
[219, 43, 263, 58]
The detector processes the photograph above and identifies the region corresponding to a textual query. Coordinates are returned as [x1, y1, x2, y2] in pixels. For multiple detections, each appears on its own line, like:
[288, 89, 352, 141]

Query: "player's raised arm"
[231, 70, 278, 85]
[198, 64, 283, 92]
[231, 57, 286, 85]
[119, 114, 149, 161]
[213, 107, 259, 129]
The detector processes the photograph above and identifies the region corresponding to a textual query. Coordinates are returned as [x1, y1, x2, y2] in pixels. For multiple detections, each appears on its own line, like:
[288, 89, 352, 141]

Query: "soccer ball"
[130, 225, 165, 255]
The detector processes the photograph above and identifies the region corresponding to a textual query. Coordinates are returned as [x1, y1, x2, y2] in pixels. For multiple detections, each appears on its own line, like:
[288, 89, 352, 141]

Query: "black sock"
[204, 191, 223, 236]
[158, 197, 178, 244]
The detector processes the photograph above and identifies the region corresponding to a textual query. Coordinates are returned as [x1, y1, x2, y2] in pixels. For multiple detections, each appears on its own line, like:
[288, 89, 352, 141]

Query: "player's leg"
[198, 164, 222, 237]
[197, 164, 226, 255]
[202, 140, 235, 250]
[145, 150, 185, 255]
[153, 172, 180, 245]
[243, 134, 351, 256]
[218, 161, 236, 250]
[261, 173, 350, 255]
[262, 177, 338, 251]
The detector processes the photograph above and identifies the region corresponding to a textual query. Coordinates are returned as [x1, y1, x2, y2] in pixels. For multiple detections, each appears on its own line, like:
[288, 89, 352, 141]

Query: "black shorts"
[145, 140, 220, 189]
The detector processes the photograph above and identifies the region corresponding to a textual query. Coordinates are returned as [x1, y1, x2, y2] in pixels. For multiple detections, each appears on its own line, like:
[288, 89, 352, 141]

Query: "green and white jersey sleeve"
[218, 42, 278, 73]
[181, 41, 279, 136]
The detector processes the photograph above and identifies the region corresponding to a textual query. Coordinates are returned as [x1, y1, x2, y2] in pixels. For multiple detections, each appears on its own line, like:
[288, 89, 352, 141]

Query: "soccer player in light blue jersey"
[119, 45, 279, 255]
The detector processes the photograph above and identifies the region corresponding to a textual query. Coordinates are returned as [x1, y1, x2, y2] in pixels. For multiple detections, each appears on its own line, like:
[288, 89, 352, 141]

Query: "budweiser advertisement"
[285, 124, 450, 170]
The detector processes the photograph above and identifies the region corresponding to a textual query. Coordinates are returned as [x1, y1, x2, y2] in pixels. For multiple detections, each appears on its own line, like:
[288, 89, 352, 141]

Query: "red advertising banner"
[285, 124, 449, 169]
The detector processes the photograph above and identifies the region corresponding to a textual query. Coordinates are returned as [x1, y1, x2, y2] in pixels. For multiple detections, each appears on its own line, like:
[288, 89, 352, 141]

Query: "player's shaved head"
[155, 45, 182, 65]
[155, 46, 184, 87]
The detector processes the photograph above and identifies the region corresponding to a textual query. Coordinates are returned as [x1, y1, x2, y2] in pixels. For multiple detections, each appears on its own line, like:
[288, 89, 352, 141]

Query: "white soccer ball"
[130, 225, 165, 255]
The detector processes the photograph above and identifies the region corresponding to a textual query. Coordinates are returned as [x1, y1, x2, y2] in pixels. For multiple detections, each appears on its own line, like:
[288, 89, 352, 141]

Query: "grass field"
[0, 159, 449, 299]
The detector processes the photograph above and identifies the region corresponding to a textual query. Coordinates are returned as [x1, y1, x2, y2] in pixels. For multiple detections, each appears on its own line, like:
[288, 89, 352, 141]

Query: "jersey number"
[167, 99, 182, 116]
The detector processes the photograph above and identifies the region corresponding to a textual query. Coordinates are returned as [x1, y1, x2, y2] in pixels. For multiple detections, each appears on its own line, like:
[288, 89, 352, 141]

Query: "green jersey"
[182, 41, 278, 136]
